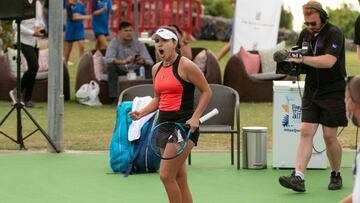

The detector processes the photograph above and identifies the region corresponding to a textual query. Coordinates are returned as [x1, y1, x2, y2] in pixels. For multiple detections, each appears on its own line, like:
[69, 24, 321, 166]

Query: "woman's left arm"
[182, 59, 212, 131]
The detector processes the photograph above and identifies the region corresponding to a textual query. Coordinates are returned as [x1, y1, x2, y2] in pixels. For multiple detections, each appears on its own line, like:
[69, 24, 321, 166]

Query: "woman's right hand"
[129, 111, 142, 121]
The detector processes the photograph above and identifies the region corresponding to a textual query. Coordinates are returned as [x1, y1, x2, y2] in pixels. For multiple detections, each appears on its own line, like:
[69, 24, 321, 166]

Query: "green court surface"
[0, 151, 355, 203]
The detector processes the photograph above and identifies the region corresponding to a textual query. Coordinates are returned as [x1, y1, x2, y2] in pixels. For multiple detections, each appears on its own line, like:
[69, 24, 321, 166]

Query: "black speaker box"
[0, 0, 36, 20]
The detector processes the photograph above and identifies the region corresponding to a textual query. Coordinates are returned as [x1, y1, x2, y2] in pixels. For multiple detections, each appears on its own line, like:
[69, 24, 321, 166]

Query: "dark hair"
[168, 24, 183, 38]
[119, 21, 132, 30]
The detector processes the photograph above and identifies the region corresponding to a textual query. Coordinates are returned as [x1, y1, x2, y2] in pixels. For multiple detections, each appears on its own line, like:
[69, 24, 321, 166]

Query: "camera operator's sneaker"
[328, 171, 342, 190]
[279, 172, 305, 192]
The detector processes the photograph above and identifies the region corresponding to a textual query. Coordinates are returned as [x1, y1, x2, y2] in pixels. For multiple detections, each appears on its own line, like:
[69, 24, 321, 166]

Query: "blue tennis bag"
[109, 101, 160, 177]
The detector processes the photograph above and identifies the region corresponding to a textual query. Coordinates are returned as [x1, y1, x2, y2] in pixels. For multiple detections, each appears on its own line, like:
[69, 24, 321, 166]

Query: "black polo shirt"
[296, 22, 347, 100]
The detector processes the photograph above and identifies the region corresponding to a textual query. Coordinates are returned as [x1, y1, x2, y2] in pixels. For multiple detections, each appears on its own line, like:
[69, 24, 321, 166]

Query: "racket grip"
[199, 108, 219, 123]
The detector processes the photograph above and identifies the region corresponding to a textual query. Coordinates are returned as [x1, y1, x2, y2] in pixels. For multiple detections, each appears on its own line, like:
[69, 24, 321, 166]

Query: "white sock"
[295, 171, 305, 180]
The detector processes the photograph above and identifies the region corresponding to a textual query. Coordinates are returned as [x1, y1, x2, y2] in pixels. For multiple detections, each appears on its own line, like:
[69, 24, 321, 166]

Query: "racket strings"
[162, 125, 185, 152]
[150, 122, 188, 160]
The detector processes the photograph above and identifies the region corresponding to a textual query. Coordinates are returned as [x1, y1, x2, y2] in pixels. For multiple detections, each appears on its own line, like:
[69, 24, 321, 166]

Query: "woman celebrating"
[129, 27, 212, 203]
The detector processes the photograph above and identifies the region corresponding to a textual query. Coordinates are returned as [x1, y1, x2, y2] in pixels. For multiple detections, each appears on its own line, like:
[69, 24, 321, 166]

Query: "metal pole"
[48, 0, 64, 151]
[16, 19, 24, 150]
[134, 0, 139, 36]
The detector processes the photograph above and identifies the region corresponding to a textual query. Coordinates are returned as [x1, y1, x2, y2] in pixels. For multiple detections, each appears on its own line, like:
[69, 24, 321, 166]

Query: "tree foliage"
[0, 20, 14, 50]
[280, 5, 293, 29]
[202, 0, 234, 18]
[326, 3, 359, 39]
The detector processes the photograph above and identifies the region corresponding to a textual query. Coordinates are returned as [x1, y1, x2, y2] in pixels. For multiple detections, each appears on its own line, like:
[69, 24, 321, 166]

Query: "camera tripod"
[0, 19, 59, 152]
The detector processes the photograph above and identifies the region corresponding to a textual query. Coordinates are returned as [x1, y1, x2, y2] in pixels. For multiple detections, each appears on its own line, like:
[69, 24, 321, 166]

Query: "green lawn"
[0, 40, 359, 151]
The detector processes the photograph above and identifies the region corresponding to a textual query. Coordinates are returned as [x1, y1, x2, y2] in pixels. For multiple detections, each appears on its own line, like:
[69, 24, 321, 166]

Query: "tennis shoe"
[328, 171, 342, 190]
[279, 172, 305, 192]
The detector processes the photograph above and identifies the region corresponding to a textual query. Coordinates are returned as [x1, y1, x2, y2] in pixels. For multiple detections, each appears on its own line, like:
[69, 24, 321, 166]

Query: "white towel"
[128, 96, 155, 141]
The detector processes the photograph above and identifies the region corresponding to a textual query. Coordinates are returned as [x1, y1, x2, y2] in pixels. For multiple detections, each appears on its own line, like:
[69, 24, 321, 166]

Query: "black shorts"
[156, 123, 199, 148]
[157, 110, 200, 148]
[301, 97, 347, 127]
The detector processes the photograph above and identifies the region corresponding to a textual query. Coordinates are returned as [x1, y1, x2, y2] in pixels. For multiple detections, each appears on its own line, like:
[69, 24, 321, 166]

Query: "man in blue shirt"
[105, 21, 154, 103]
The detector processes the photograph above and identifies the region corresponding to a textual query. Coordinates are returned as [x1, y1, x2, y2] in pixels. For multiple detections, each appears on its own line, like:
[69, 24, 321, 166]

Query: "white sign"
[232, 0, 282, 53]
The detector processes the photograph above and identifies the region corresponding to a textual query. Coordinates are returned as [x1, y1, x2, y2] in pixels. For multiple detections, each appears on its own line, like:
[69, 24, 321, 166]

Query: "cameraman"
[279, 1, 347, 193]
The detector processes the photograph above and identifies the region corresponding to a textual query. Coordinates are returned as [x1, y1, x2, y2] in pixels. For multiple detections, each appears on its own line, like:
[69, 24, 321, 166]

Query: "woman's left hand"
[186, 117, 199, 132]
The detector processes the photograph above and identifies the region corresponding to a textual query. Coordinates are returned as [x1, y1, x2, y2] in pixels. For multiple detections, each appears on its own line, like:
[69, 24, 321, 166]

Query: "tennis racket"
[149, 108, 219, 160]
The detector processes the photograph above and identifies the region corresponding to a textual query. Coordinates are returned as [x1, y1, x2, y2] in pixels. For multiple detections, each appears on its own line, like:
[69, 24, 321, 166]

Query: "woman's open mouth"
[158, 48, 164, 55]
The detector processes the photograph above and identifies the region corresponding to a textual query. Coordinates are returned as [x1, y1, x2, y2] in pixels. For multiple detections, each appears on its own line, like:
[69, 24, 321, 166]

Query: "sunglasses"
[304, 21, 317, 26]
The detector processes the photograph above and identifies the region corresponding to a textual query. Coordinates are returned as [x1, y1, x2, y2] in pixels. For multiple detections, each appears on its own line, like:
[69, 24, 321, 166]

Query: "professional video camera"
[273, 45, 309, 76]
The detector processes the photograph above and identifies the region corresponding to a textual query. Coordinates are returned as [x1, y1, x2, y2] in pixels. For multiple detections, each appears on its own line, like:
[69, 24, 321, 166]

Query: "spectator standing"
[9, 0, 45, 108]
[63, 0, 91, 65]
[91, 0, 112, 50]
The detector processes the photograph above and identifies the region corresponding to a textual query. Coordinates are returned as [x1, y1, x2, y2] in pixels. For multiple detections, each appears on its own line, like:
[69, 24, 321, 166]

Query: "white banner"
[232, 0, 282, 53]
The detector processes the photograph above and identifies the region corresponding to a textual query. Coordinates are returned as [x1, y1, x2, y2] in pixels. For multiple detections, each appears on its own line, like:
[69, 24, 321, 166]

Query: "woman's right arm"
[130, 96, 159, 120]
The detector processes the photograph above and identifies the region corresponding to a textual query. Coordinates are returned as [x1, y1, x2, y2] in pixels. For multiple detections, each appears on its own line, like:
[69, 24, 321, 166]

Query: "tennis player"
[129, 26, 212, 203]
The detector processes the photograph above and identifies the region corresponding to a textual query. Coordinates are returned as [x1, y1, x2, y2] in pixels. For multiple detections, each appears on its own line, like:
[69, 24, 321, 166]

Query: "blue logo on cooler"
[281, 96, 301, 133]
